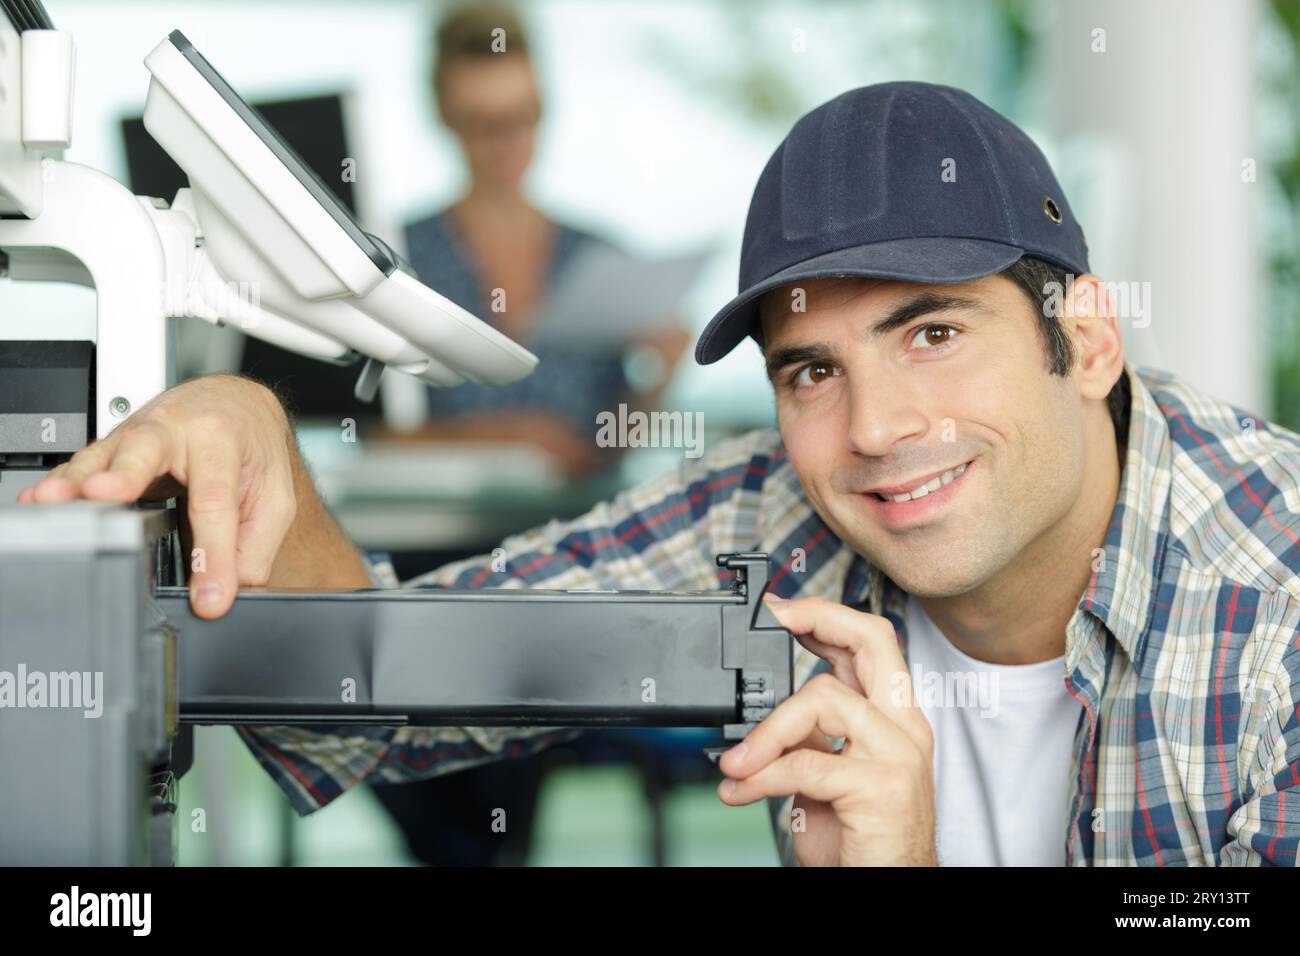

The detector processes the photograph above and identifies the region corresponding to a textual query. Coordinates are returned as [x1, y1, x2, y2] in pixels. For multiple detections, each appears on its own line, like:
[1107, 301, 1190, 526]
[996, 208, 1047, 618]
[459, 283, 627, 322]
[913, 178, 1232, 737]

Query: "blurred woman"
[400, 2, 687, 479]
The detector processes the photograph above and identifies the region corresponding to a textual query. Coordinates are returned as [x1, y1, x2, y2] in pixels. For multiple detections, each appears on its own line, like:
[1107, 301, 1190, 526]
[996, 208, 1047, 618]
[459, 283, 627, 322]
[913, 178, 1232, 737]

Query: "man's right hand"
[17, 374, 365, 618]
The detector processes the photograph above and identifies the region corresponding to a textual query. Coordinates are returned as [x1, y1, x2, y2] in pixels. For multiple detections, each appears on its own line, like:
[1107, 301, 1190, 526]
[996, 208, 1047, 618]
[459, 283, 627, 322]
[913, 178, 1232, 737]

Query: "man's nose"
[844, 369, 929, 457]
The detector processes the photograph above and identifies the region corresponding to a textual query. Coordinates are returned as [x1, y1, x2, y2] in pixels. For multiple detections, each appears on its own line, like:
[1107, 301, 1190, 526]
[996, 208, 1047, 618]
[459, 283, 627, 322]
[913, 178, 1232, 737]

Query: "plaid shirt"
[239, 363, 1300, 866]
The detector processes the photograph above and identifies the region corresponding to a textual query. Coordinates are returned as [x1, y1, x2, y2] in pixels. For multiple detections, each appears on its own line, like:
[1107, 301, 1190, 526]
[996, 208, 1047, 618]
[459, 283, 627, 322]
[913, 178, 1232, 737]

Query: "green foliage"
[1267, 0, 1300, 428]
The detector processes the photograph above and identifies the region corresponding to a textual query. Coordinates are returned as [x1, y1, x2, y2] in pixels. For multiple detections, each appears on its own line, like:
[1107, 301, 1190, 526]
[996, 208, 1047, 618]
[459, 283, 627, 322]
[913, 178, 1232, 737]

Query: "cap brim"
[694, 237, 1026, 365]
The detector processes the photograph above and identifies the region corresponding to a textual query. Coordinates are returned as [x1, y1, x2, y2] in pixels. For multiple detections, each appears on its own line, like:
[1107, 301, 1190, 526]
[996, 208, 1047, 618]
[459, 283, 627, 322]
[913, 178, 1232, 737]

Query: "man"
[19, 82, 1300, 866]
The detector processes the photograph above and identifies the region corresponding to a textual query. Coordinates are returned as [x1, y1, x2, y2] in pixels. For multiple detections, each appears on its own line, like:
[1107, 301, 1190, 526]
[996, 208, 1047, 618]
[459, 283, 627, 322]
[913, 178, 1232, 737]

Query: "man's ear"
[1063, 273, 1125, 402]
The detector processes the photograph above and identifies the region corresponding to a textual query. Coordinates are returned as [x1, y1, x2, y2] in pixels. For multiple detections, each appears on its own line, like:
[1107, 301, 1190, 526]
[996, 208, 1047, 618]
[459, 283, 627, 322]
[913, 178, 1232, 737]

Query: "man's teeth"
[874, 462, 968, 502]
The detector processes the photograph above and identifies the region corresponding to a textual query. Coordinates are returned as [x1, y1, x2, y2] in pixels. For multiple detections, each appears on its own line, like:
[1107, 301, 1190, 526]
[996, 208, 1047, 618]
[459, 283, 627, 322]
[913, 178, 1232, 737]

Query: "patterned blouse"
[402, 209, 629, 439]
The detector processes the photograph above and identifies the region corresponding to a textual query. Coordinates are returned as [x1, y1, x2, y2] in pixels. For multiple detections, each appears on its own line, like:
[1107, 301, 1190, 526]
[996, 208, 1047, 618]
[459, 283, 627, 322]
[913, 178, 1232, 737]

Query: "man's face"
[760, 275, 1090, 598]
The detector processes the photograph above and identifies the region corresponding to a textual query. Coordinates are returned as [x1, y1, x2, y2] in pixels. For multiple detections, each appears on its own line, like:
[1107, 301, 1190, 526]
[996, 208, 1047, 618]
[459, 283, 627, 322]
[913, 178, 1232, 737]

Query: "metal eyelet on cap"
[1042, 195, 1063, 223]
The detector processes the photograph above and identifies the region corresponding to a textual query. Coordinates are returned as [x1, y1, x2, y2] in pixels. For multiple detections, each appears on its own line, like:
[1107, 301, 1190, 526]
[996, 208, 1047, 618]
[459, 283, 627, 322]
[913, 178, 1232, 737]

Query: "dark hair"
[999, 256, 1130, 449]
[432, 3, 530, 96]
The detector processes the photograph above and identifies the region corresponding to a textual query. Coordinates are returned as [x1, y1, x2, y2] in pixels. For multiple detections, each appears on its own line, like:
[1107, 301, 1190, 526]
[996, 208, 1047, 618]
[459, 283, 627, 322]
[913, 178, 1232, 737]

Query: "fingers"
[183, 424, 243, 619]
[792, 629, 866, 696]
[16, 378, 301, 622]
[719, 745, 863, 807]
[22, 420, 175, 505]
[17, 463, 67, 503]
[765, 594, 904, 693]
[719, 673, 910, 780]
[82, 421, 173, 501]
[230, 451, 297, 589]
[716, 728, 836, 804]
[25, 439, 120, 503]
[764, 594, 931, 752]
[795, 727, 836, 755]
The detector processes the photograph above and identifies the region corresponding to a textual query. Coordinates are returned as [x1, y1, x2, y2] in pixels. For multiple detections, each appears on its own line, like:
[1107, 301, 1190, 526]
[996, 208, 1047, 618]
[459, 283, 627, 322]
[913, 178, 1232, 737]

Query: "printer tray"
[158, 552, 792, 739]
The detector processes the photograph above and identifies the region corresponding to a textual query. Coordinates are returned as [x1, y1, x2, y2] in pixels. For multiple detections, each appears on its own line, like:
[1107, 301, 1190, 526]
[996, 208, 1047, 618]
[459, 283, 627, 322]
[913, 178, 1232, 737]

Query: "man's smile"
[855, 457, 977, 529]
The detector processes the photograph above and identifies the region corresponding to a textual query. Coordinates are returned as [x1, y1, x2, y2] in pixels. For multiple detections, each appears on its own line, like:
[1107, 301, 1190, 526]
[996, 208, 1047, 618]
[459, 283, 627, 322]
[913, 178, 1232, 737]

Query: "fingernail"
[721, 779, 737, 797]
[193, 580, 223, 609]
[764, 593, 788, 604]
[727, 741, 749, 764]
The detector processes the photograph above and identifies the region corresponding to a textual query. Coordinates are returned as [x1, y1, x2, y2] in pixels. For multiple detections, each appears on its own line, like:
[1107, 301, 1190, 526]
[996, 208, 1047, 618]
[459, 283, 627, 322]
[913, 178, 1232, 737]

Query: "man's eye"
[910, 324, 958, 349]
[793, 363, 840, 388]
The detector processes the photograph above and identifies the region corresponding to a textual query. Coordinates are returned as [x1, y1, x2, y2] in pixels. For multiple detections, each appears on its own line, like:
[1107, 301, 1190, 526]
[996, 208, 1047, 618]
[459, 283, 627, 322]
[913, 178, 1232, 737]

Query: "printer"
[0, 2, 791, 865]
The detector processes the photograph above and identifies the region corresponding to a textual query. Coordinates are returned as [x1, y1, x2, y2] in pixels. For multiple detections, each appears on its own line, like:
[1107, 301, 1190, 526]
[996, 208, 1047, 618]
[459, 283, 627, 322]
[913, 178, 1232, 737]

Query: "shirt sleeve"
[236, 428, 782, 814]
[1218, 598, 1300, 866]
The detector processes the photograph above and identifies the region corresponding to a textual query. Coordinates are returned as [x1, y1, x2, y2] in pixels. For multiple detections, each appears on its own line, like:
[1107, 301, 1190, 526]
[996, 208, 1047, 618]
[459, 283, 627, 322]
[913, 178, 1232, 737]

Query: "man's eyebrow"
[765, 343, 833, 382]
[763, 291, 986, 381]
[867, 292, 985, 339]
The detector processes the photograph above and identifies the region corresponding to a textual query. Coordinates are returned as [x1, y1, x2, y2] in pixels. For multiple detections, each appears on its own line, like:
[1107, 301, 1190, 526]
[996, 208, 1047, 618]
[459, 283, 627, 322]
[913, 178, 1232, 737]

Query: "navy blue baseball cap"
[695, 81, 1090, 364]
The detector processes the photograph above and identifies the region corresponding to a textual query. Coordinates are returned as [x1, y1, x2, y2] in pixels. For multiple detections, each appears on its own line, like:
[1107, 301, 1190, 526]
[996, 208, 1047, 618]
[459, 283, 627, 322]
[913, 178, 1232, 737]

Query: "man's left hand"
[716, 595, 938, 866]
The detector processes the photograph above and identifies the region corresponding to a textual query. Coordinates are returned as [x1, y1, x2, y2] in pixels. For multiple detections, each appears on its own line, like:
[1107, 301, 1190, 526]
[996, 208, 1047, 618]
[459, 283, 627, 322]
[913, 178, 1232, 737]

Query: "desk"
[296, 429, 627, 554]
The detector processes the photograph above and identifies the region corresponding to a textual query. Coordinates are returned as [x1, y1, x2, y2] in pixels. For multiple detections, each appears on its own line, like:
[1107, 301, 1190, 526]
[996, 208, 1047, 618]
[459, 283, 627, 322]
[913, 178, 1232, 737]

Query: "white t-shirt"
[904, 593, 1083, 866]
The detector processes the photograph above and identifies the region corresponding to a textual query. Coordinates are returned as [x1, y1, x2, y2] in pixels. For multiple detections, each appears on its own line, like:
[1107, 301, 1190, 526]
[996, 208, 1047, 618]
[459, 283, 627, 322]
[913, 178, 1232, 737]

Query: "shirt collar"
[1073, 363, 1172, 666]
